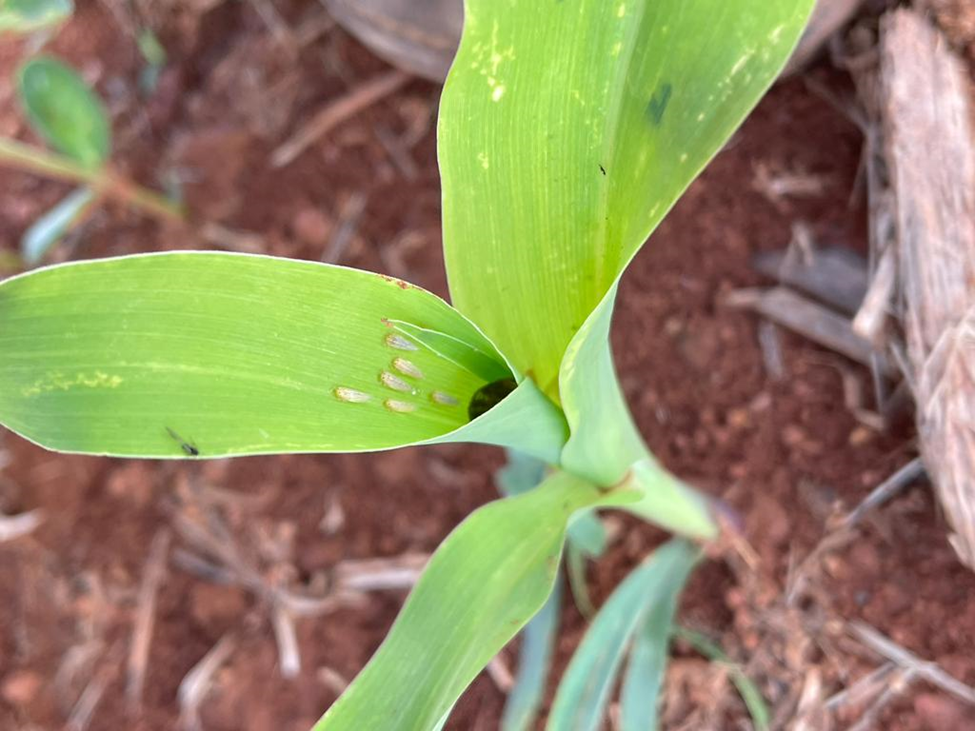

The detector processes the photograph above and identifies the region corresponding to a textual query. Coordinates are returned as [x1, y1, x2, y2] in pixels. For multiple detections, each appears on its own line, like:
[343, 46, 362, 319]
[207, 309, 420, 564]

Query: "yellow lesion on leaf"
[22, 371, 123, 398]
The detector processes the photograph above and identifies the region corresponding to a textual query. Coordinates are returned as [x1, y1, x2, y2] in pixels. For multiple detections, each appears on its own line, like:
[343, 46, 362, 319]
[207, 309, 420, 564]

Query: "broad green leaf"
[501, 573, 562, 731]
[674, 627, 770, 731]
[618, 564, 687, 731]
[547, 540, 699, 731]
[20, 186, 96, 265]
[18, 56, 111, 168]
[0, 252, 566, 462]
[440, 0, 814, 394]
[0, 0, 72, 33]
[316, 472, 605, 731]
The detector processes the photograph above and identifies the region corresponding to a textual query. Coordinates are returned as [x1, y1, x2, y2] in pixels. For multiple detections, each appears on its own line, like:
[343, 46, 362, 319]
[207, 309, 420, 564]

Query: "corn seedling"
[0, 1, 813, 728]
[1, 6, 181, 265]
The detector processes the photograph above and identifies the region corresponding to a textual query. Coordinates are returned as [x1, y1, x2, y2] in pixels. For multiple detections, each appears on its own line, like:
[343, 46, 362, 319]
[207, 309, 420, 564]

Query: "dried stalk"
[880, 10, 975, 567]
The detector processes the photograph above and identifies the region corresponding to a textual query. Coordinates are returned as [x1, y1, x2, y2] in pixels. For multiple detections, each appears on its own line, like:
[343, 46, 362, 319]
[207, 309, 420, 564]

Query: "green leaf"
[501, 573, 562, 731]
[440, 0, 814, 394]
[18, 56, 111, 168]
[547, 540, 699, 731]
[565, 542, 596, 620]
[621, 458, 717, 539]
[0, 252, 566, 462]
[674, 627, 771, 731]
[20, 186, 96, 265]
[560, 281, 716, 537]
[567, 509, 607, 558]
[496, 448, 547, 497]
[495, 449, 608, 555]
[0, 0, 72, 33]
[316, 471, 603, 731]
[618, 563, 687, 731]
[559, 282, 645, 485]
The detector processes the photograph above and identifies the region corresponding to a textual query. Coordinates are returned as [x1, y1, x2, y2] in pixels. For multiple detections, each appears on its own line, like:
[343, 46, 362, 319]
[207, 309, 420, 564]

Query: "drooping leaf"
[0, 252, 567, 461]
[18, 56, 111, 168]
[500, 572, 562, 731]
[440, 0, 814, 395]
[0, 0, 72, 33]
[618, 562, 688, 731]
[316, 472, 613, 731]
[547, 540, 699, 731]
[20, 186, 96, 265]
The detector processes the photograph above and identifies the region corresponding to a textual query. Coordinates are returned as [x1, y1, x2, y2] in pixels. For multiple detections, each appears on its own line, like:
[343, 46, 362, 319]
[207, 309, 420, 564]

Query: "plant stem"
[0, 137, 184, 223]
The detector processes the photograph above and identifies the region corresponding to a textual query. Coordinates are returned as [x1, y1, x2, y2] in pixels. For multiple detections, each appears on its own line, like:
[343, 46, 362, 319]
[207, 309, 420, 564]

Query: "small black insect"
[468, 378, 517, 421]
[166, 427, 200, 457]
[599, 164, 607, 176]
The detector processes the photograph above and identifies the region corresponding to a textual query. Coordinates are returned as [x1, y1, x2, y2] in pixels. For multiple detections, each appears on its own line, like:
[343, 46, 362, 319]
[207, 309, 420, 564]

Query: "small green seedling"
[0, 1, 813, 729]
[0, 52, 181, 265]
[137, 28, 167, 94]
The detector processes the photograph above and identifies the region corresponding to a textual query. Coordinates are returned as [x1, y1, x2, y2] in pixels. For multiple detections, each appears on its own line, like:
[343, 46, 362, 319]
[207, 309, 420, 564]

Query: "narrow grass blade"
[0, 252, 565, 461]
[618, 568, 687, 731]
[316, 472, 604, 731]
[547, 540, 700, 731]
[501, 573, 563, 731]
[20, 186, 96, 265]
[564, 507, 607, 619]
[565, 542, 596, 620]
[674, 627, 771, 731]
[18, 56, 111, 168]
[0, 0, 72, 33]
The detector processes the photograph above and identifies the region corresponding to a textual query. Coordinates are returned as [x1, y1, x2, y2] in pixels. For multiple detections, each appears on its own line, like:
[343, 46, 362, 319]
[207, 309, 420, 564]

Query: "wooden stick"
[724, 286, 890, 371]
[880, 9, 975, 568]
[272, 70, 410, 168]
[126, 529, 171, 706]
